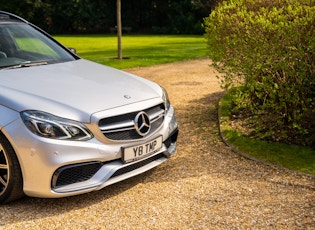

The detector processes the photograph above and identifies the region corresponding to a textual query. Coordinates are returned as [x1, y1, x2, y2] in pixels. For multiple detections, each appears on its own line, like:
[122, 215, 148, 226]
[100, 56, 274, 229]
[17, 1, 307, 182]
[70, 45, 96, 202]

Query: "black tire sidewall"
[0, 133, 24, 203]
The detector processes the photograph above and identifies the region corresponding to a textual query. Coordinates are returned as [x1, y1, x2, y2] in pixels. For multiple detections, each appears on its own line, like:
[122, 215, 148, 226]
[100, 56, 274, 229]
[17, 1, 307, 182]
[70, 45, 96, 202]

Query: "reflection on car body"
[0, 11, 178, 203]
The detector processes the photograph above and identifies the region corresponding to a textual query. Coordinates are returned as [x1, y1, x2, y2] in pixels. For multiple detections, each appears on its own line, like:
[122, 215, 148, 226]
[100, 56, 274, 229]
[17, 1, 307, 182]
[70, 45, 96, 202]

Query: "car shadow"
[0, 91, 225, 226]
[3, 91, 311, 226]
[0, 169, 155, 226]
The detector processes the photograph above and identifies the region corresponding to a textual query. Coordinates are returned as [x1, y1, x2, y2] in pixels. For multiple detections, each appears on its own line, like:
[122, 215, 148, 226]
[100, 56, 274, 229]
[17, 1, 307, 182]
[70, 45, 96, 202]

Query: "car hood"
[0, 59, 161, 122]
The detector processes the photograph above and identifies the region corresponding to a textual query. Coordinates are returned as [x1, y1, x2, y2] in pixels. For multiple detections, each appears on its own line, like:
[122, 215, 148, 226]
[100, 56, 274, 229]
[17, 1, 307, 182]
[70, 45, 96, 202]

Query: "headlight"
[21, 111, 93, 141]
[161, 87, 171, 111]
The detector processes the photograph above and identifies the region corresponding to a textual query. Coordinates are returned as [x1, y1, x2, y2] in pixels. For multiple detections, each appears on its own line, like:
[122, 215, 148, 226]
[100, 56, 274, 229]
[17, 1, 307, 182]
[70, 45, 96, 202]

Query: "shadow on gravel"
[0, 170, 155, 226]
[1, 91, 314, 227]
[0, 91, 225, 226]
[0, 91, 258, 226]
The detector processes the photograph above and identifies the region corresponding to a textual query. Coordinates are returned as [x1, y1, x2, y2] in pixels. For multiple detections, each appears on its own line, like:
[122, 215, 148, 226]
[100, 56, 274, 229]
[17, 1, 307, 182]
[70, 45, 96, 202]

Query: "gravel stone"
[0, 58, 314, 229]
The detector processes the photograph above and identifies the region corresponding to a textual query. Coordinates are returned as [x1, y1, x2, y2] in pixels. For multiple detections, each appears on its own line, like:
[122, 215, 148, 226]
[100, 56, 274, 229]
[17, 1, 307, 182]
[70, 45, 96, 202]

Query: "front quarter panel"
[0, 105, 19, 129]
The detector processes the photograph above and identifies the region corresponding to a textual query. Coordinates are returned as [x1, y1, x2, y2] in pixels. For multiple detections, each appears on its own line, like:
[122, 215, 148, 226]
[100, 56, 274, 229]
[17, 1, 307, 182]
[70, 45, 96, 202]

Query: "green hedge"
[204, 0, 315, 147]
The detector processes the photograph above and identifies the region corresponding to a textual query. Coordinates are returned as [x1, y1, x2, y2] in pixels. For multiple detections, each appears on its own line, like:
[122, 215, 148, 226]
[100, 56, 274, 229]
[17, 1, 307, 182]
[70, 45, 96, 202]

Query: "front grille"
[99, 104, 165, 141]
[52, 162, 103, 188]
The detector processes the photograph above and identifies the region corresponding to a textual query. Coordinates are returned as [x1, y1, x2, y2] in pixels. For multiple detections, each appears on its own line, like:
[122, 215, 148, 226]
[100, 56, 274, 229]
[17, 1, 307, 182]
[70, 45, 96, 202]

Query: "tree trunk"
[117, 0, 122, 59]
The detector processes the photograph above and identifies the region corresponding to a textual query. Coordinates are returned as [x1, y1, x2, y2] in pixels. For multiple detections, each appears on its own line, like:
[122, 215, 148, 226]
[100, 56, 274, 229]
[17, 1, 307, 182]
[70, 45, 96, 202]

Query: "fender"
[0, 105, 19, 130]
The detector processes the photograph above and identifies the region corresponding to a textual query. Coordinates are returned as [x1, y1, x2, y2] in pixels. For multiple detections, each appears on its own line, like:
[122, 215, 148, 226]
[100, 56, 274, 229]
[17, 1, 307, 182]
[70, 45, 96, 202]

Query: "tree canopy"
[0, 0, 218, 34]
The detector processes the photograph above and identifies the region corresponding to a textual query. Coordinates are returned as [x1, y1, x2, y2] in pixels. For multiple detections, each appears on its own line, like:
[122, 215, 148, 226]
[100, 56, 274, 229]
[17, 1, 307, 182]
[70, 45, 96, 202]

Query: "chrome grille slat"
[149, 110, 164, 121]
[98, 104, 165, 141]
[150, 114, 164, 123]
[101, 126, 134, 134]
[100, 120, 134, 131]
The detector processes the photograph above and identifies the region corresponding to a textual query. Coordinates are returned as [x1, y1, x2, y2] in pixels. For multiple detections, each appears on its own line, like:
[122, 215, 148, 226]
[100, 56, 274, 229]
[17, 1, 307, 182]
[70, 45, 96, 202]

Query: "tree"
[1, 0, 219, 34]
[116, 0, 122, 59]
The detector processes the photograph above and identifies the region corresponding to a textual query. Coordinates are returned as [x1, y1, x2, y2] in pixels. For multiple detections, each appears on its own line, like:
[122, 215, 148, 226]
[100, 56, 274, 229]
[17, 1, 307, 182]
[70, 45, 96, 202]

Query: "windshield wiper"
[0, 61, 48, 70]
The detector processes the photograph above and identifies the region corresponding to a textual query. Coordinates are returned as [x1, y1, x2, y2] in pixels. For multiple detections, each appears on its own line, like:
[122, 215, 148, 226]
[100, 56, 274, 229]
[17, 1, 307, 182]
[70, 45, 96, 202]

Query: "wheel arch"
[0, 128, 25, 203]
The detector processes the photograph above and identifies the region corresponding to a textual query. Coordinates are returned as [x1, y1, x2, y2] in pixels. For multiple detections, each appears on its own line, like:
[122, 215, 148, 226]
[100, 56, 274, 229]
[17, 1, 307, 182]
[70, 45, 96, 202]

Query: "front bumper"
[3, 106, 178, 198]
[52, 129, 178, 194]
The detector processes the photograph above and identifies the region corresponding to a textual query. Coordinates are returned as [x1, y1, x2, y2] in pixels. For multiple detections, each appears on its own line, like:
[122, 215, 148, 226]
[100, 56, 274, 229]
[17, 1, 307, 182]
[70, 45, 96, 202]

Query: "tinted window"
[0, 23, 76, 68]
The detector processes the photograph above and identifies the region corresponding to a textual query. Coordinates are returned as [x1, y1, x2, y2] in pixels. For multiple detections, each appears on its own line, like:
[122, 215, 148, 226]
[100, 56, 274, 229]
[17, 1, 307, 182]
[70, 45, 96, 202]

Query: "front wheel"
[0, 133, 24, 203]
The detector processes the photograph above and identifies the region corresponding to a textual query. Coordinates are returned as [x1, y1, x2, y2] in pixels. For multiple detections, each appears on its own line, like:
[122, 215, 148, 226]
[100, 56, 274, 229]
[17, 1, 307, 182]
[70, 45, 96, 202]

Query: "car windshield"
[0, 22, 76, 69]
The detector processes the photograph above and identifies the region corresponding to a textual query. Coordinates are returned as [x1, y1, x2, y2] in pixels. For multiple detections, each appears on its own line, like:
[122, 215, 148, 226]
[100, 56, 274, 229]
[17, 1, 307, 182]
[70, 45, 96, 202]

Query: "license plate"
[123, 136, 163, 163]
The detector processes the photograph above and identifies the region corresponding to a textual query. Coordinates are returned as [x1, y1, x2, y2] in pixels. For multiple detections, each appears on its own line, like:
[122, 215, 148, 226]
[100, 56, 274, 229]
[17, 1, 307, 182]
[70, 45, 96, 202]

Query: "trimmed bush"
[204, 0, 315, 147]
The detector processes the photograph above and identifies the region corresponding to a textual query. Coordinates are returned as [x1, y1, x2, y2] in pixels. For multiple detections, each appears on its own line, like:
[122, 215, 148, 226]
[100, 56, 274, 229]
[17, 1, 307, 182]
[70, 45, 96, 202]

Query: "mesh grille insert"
[53, 162, 103, 188]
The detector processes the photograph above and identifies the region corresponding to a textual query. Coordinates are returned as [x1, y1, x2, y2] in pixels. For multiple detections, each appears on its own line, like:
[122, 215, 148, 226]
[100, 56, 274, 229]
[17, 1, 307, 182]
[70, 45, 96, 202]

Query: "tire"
[0, 133, 24, 204]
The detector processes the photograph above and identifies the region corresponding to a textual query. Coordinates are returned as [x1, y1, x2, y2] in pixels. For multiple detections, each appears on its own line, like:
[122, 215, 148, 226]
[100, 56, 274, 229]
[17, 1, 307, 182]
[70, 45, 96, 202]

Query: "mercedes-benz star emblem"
[134, 112, 151, 136]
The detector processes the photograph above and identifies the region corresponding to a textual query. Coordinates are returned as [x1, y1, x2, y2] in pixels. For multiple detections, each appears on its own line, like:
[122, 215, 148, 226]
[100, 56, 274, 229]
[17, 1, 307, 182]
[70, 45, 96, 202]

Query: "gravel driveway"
[1, 58, 314, 229]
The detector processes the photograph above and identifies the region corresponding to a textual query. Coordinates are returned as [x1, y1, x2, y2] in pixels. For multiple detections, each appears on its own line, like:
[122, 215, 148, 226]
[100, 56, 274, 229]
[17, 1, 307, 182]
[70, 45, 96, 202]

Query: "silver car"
[0, 11, 178, 203]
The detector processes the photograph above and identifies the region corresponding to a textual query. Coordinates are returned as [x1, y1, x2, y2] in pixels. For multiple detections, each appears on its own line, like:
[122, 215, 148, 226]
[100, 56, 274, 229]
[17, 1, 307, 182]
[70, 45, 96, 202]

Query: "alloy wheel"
[0, 143, 9, 196]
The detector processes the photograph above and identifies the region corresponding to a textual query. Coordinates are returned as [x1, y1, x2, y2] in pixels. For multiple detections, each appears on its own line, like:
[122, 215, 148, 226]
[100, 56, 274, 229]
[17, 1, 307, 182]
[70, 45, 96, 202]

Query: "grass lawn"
[54, 34, 207, 69]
